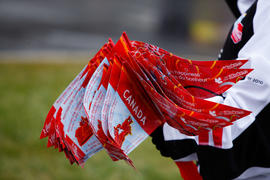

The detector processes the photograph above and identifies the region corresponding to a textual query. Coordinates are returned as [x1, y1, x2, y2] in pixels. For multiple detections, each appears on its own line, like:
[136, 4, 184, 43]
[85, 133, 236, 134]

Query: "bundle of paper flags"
[40, 32, 252, 167]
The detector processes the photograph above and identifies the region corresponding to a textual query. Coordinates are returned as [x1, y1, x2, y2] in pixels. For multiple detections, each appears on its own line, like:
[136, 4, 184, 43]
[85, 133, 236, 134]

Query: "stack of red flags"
[40, 32, 252, 168]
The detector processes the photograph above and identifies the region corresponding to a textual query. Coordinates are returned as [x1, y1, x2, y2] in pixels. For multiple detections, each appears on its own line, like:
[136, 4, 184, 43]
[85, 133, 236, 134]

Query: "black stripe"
[184, 85, 224, 98]
[225, 0, 241, 18]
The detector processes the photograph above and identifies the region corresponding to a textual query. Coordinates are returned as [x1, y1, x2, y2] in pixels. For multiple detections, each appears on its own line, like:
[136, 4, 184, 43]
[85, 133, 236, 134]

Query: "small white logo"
[209, 110, 217, 117]
[215, 77, 223, 84]
[180, 117, 186, 123]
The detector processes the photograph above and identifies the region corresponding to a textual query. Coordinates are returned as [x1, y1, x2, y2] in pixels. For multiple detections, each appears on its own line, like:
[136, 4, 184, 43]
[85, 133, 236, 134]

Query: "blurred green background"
[0, 61, 181, 180]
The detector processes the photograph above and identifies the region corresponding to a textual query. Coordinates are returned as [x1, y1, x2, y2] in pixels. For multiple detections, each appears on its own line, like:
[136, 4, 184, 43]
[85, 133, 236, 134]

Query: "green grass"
[0, 61, 182, 180]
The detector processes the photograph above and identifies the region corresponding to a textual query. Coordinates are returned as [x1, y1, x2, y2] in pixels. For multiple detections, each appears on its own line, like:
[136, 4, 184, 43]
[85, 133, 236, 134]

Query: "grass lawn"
[0, 61, 182, 180]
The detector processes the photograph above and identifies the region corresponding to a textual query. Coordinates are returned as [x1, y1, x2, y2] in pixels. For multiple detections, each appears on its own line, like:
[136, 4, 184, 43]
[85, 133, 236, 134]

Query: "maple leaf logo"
[215, 77, 223, 84]
[209, 110, 217, 116]
[75, 116, 93, 146]
[180, 117, 186, 123]
[114, 116, 133, 146]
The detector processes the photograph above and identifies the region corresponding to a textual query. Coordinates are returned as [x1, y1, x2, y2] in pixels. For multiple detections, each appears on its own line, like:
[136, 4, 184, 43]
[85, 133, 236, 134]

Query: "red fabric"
[175, 161, 202, 180]
[213, 128, 223, 147]
[199, 131, 209, 145]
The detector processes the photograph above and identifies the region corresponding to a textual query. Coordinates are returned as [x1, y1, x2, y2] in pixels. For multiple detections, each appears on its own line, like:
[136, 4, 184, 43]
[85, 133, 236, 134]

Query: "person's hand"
[151, 125, 197, 160]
